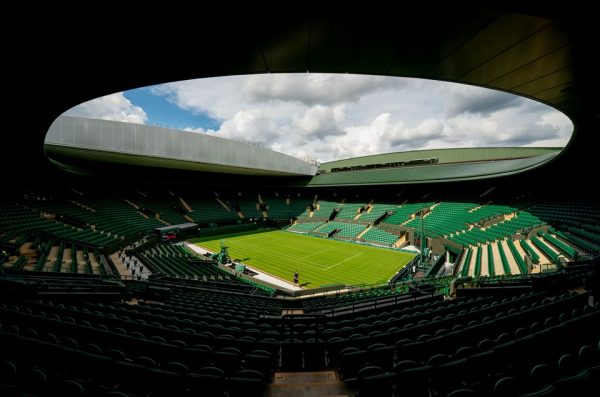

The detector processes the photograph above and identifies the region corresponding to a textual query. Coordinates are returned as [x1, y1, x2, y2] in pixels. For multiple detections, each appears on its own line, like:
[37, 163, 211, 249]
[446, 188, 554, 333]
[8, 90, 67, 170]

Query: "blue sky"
[62, 74, 573, 162]
[123, 88, 220, 131]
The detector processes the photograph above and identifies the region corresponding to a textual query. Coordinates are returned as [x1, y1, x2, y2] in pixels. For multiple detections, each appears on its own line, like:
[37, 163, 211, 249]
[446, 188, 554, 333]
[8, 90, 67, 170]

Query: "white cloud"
[66, 74, 574, 162]
[217, 109, 283, 145]
[293, 105, 346, 138]
[183, 126, 207, 133]
[333, 114, 392, 158]
[64, 93, 147, 124]
[446, 87, 522, 117]
[243, 73, 406, 106]
[536, 111, 573, 139]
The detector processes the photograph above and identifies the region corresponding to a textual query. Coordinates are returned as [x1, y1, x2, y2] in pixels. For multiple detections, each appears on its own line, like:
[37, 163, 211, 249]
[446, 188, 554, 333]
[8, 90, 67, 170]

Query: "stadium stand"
[361, 227, 400, 246]
[263, 194, 310, 220]
[2, 191, 600, 395]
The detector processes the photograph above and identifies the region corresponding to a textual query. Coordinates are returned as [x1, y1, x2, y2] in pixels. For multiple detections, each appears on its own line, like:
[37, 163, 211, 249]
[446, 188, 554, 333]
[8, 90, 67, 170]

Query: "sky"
[62, 74, 573, 163]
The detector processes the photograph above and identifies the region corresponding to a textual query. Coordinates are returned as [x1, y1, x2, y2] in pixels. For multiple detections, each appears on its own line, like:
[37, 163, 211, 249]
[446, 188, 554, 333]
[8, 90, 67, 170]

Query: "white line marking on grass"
[324, 252, 361, 270]
[300, 249, 332, 260]
[223, 240, 326, 268]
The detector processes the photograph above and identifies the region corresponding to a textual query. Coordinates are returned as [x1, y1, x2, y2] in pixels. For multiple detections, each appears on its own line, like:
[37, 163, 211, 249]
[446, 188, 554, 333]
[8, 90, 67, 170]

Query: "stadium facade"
[46, 116, 318, 176]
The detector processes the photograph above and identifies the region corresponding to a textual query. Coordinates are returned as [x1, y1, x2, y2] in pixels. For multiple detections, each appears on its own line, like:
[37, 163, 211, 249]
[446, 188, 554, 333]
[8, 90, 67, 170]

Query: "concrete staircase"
[266, 371, 352, 397]
[356, 225, 371, 239]
[179, 197, 193, 212]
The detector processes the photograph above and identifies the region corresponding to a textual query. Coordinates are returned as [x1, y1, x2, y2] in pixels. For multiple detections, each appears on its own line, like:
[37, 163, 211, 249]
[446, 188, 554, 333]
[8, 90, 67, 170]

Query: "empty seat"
[55, 379, 85, 397]
[22, 368, 47, 395]
[0, 361, 17, 385]
[227, 369, 265, 397]
[355, 366, 394, 397]
[493, 376, 518, 396]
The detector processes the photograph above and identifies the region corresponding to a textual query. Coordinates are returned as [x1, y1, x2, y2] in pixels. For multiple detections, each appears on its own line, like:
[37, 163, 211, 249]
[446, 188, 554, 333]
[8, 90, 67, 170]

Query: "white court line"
[219, 239, 326, 268]
[299, 248, 332, 260]
[324, 252, 361, 270]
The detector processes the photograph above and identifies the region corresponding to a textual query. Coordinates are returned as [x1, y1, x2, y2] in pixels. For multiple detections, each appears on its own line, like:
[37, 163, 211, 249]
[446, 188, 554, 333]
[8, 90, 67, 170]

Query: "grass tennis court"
[189, 229, 416, 288]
